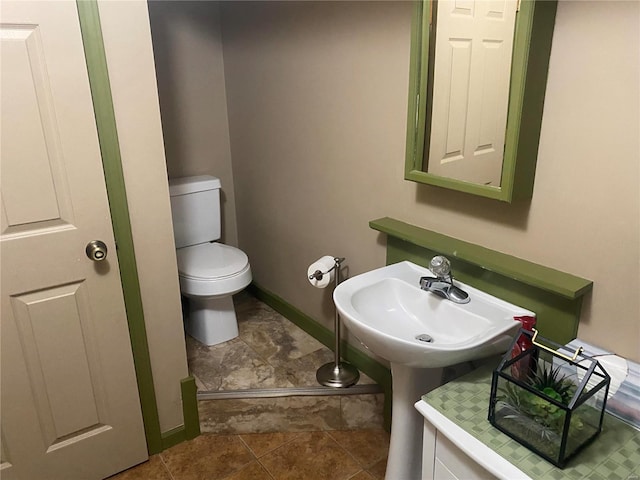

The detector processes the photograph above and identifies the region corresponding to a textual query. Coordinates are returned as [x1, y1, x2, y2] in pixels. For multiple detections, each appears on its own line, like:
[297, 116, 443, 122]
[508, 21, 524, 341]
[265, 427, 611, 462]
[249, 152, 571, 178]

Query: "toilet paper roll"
[307, 256, 336, 289]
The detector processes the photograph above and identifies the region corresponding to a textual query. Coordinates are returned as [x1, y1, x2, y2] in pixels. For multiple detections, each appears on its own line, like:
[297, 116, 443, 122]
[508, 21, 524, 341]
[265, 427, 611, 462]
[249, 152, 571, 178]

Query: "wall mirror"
[404, 0, 557, 202]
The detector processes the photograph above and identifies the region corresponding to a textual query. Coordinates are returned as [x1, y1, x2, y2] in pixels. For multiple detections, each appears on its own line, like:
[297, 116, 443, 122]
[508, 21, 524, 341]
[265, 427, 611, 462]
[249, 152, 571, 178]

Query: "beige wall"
[99, 0, 189, 432]
[220, 1, 639, 361]
[148, 1, 238, 247]
[144, 1, 639, 362]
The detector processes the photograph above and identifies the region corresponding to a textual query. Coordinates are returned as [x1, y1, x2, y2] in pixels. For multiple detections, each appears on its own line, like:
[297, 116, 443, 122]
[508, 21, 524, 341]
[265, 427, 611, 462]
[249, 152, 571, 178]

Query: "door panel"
[428, 0, 517, 186]
[1, 1, 147, 478]
[11, 282, 105, 447]
[0, 24, 73, 231]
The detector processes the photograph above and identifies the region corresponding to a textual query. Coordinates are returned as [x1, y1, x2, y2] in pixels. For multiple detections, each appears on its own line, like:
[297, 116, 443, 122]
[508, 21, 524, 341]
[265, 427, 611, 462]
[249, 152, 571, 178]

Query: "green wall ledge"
[369, 217, 593, 344]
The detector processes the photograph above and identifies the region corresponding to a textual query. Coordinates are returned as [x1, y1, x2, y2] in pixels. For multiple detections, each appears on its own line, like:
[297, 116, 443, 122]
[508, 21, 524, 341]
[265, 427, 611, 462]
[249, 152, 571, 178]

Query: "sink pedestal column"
[386, 363, 443, 480]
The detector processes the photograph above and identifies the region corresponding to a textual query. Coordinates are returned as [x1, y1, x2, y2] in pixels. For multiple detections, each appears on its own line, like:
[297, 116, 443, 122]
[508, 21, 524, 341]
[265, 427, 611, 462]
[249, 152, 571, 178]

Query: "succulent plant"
[528, 365, 576, 405]
[497, 363, 585, 439]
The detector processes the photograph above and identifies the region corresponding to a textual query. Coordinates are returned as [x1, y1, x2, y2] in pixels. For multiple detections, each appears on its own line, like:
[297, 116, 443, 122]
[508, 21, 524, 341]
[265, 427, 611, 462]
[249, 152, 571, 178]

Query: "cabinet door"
[435, 431, 498, 480]
[434, 458, 460, 480]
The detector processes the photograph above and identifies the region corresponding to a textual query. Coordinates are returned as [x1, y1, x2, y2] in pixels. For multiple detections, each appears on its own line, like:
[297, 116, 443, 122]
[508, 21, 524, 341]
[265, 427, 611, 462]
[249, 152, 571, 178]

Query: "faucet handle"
[419, 275, 437, 290]
[429, 255, 451, 278]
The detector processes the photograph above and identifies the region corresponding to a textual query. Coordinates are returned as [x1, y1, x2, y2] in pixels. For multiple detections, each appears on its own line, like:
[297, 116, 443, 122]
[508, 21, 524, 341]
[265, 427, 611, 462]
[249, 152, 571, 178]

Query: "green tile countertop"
[421, 365, 640, 480]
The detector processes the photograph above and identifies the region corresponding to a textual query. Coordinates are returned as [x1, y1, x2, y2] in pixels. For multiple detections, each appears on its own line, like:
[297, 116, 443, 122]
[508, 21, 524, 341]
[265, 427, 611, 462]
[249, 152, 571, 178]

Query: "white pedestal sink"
[334, 261, 533, 480]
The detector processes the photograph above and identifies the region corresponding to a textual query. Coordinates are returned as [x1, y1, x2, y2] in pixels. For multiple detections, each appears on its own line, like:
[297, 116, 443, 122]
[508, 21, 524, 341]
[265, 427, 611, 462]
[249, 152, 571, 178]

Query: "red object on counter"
[511, 315, 537, 380]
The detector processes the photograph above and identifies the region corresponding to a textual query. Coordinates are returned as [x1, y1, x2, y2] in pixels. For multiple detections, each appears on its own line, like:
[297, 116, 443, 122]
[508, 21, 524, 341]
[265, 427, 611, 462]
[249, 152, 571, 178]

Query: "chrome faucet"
[419, 255, 470, 304]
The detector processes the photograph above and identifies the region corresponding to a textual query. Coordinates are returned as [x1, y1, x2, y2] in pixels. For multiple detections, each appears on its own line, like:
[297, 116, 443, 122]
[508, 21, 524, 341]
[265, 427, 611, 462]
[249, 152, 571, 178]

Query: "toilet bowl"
[169, 176, 252, 346]
[177, 242, 251, 345]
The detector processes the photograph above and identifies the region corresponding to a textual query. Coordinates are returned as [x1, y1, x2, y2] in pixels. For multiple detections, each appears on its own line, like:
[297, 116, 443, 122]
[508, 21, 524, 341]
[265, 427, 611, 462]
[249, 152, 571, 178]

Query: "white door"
[0, 1, 148, 479]
[428, 0, 518, 186]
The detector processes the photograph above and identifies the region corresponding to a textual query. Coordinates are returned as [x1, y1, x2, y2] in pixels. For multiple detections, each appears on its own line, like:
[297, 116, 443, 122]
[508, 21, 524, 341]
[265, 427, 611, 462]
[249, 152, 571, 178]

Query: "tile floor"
[111, 429, 390, 480]
[187, 292, 364, 392]
[189, 292, 385, 434]
[110, 292, 390, 479]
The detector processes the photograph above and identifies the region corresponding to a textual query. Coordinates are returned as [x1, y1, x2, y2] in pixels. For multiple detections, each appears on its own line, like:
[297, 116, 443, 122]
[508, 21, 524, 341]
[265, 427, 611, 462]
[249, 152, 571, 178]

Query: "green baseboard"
[181, 376, 201, 440]
[159, 376, 200, 451]
[246, 283, 392, 430]
[160, 426, 186, 451]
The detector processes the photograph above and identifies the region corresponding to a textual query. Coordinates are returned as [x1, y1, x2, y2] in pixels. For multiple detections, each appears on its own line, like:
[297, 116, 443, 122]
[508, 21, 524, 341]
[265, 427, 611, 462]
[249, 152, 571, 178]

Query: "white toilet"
[169, 175, 252, 346]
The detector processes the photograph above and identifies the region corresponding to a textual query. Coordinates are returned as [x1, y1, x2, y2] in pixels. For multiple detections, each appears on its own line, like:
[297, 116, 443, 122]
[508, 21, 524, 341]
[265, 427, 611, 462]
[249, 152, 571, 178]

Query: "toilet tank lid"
[169, 175, 221, 196]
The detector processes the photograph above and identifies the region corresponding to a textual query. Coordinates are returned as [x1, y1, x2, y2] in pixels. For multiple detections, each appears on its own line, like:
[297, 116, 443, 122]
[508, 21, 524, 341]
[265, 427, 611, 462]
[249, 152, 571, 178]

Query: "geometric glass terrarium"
[489, 329, 610, 468]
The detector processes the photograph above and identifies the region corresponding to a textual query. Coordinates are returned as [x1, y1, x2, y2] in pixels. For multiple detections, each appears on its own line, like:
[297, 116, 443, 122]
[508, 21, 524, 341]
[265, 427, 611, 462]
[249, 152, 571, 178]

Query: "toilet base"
[185, 295, 239, 346]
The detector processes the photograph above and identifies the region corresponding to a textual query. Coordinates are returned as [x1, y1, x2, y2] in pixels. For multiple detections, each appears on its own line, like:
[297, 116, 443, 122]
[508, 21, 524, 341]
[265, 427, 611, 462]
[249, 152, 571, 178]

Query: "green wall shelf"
[369, 217, 593, 344]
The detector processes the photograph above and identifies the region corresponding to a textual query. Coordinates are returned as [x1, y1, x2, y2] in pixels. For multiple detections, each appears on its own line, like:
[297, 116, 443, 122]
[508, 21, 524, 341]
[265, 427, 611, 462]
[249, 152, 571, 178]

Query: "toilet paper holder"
[308, 257, 345, 281]
[310, 255, 360, 388]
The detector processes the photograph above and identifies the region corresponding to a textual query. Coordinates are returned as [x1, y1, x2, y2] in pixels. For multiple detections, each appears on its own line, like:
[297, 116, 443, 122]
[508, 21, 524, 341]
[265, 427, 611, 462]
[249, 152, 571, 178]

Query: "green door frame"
[76, 0, 198, 454]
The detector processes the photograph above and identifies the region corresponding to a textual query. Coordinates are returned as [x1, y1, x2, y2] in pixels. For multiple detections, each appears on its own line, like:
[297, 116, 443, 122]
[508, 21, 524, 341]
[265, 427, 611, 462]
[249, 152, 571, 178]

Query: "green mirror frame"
[404, 0, 557, 202]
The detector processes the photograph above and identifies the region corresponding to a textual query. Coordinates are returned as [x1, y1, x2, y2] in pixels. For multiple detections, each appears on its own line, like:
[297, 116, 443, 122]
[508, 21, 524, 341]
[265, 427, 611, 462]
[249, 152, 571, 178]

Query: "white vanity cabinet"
[416, 400, 532, 480]
[423, 423, 497, 480]
[415, 358, 639, 480]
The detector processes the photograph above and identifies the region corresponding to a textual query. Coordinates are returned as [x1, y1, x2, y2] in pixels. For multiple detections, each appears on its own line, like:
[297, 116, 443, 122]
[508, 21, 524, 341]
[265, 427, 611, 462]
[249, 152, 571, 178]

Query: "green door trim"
[77, 0, 163, 454]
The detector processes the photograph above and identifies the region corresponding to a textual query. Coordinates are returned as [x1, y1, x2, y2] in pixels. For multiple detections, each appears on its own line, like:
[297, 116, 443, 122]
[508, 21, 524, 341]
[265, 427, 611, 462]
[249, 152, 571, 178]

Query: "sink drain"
[415, 334, 434, 343]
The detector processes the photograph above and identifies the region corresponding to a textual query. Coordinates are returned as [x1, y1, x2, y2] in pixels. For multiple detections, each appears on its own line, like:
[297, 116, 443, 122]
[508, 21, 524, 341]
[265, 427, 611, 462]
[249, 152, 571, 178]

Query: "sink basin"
[333, 261, 534, 480]
[334, 261, 531, 368]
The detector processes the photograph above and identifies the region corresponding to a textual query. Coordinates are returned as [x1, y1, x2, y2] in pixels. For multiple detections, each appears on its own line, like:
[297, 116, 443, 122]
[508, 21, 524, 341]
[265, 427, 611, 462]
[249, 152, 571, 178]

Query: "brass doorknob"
[86, 240, 108, 261]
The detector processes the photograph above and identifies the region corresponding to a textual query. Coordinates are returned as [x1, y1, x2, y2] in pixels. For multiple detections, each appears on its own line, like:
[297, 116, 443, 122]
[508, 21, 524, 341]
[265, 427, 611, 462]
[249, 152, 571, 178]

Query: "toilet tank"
[169, 175, 222, 248]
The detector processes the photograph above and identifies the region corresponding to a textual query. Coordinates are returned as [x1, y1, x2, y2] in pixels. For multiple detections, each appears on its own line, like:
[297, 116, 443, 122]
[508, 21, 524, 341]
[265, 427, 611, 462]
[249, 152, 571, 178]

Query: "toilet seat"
[176, 243, 251, 297]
